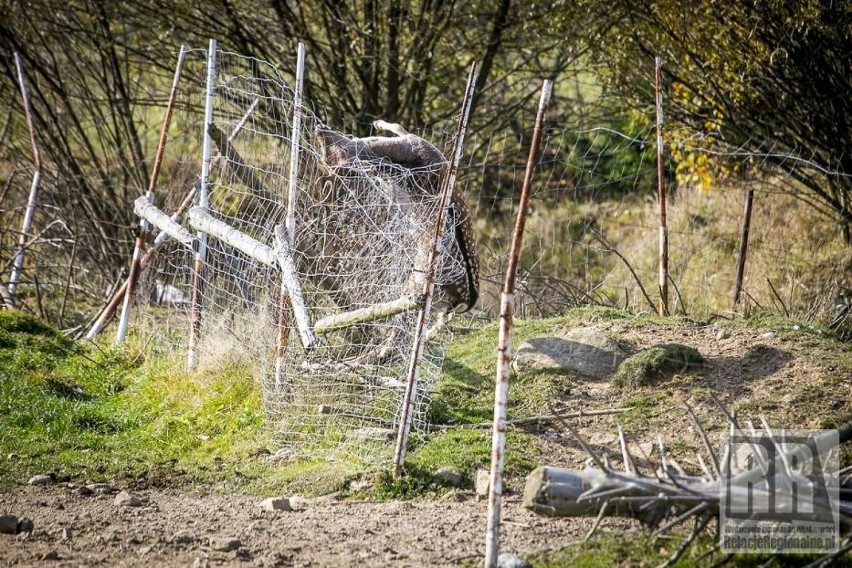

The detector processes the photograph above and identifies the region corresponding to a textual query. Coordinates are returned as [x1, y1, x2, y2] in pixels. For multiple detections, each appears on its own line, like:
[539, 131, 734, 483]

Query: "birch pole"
[187, 39, 217, 370]
[115, 45, 188, 344]
[484, 79, 552, 568]
[655, 56, 669, 316]
[276, 42, 307, 387]
[8, 53, 42, 302]
[392, 63, 477, 476]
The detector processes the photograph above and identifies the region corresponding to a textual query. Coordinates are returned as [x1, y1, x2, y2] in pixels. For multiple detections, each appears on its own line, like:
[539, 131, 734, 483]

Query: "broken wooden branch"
[273, 224, 317, 350]
[134, 196, 194, 246]
[207, 122, 273, 201]
[187, 206, 275, 265]
[313, 295, 423, 334]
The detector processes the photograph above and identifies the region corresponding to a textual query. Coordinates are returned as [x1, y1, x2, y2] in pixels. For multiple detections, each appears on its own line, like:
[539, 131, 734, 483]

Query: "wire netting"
[135, 49, 463, 462]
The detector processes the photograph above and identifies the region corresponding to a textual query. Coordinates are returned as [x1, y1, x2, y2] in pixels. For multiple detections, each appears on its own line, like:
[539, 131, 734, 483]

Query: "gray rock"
[114, 491, 143, 507]
[475, 469, 491, 497]
[41, 550, 60, 561]
[210, 536, 241, 552]
[16, 517, 34, 533]
[259, 497, 292, 512]
[715, 328, 731, 340]
[433, 466, 463, 487]
[0, 514, 18, 534]
[172, 529, 197, 544]
[512, 327, 627, 379]
[498, 552, 531, 568]
[28, 473, 55, 486]
[76, 485, 94, 496]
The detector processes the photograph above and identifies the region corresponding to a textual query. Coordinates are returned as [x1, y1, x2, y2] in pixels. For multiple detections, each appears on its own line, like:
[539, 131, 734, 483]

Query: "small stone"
[259, 497, 292, 512]
[41, 550, 60, 561]
[76, 485, 94, 496]
[497, 552, 532, 568]
[28, 473, 55, 486]
[433, 466, 463, 487]
[760, 331, 776, 339]
[715, 329, 730, 340]
[114, 491, 143, 507]
[172, 529, 196, 544]
[635, 442, 656, 460]
[0, 514, 19, 534]
[16, 517, 34, 533]
[61, 527, 72, 541]
[211, 536, 241, 552]
[475, 469, 491, 497]
[87, 483, 115, 495]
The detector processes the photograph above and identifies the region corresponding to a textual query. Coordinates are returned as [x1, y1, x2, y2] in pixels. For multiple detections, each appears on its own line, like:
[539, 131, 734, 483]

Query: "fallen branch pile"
[523, 403, 852, 567]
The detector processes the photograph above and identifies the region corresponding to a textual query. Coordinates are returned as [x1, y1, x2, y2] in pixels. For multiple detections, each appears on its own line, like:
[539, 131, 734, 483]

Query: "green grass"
[0, 311, 295, 491]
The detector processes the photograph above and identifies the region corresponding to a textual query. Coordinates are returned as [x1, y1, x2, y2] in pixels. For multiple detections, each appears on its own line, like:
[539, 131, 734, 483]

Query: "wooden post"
[187, 39, 217, 370]
[116, 45, 188, 344]
[655, 56, 669, 317]
[276, 42, 307, 387]
[484, 80, 552, 568]
[732, 188, 754, 310]
[8, 52, 42, 303]
[392, 63, 477, 476]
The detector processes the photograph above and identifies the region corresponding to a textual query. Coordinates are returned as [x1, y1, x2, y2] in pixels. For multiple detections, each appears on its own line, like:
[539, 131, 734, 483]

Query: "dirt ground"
[0, 484, 627, 567]
[2, 320, 849, 567]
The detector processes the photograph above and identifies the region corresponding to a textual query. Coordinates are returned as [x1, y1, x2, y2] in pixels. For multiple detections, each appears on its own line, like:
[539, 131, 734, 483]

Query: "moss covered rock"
[612, 343, 704, 389]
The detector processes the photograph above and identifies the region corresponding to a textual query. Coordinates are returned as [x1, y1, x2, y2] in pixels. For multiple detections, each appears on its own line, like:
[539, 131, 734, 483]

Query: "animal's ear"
[373, 120, 409, 137]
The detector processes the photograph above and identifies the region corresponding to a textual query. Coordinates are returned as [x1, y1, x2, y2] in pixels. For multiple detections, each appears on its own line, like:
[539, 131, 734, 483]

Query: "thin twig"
[584, 500, 610, 542]
[683, 403, 721, 479]
[765, 277, 789, 317]
[618, 424, 637, 475]
[657, 513, 712, 568]
[551, 402, 608, 472]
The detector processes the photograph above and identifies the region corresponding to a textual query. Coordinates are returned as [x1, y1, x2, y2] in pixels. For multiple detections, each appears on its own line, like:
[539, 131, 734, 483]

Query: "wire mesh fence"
[131, 47, 468, 462]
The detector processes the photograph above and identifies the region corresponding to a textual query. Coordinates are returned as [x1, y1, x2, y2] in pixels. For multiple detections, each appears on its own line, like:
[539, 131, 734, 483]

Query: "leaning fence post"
[655, 56, 669, 317]
[8, 52, 42, 303]
[187, 39, 218, 370]
[392, 63, 477, 477]
[276, 42, 307, 387]
[484, 79, 552, 568]
[115, 45, 188, 344]
[732, 188, 755, 309]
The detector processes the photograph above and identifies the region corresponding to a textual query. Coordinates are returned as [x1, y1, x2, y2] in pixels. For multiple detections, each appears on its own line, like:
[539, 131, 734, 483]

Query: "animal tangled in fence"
[311, 119, 479, 315]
